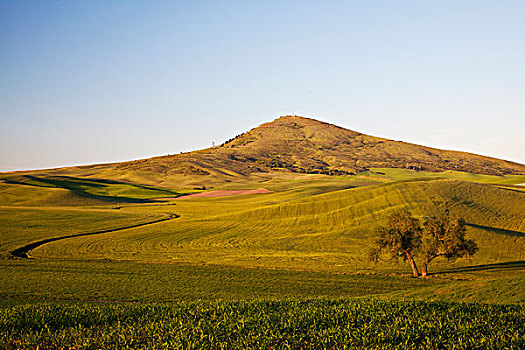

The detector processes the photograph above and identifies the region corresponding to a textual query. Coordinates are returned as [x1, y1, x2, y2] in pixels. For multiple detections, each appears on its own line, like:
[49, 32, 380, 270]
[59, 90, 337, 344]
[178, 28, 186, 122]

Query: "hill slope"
[2, 116, 525, 189]
[103, 116, 525, 183]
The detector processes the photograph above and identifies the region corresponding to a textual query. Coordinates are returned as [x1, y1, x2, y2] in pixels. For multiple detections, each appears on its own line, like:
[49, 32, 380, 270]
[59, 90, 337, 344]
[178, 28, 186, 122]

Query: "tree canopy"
[421, 215, 478, 276]
[369, 210, 422, 277]
[370, 210, 478, 277]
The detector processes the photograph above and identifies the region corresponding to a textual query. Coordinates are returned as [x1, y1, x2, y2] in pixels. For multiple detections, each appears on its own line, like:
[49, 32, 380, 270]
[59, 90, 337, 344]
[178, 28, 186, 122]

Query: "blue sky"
[1, 1, 524, 171]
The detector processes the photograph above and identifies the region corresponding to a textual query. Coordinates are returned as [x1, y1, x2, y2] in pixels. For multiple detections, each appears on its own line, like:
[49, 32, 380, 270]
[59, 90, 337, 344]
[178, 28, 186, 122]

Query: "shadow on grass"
[496, 185, 525, 195]
[3, 175, 180, 203]
[467, 223, 525, 238]
[440, 260, 525, 274]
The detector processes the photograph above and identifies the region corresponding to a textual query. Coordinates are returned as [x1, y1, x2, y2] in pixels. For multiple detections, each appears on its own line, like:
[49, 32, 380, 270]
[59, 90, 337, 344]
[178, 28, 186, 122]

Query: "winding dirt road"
[11, 213, 179, 259]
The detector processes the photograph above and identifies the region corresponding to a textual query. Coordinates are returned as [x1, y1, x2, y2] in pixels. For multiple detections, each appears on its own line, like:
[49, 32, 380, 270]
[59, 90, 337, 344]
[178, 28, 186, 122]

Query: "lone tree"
[421, 214, 478, 276]
[369, 210, 422, 277]
[370, 210, 478, 277]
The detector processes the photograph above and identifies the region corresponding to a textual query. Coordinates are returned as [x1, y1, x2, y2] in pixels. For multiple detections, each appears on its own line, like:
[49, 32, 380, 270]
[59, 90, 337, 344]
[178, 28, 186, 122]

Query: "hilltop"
[106, 116, 525, 181]
[3, 116, 525, 188]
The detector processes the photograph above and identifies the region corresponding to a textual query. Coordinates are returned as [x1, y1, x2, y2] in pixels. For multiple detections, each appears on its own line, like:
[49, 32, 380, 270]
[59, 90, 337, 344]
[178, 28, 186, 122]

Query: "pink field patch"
[177, 188, 272, 199]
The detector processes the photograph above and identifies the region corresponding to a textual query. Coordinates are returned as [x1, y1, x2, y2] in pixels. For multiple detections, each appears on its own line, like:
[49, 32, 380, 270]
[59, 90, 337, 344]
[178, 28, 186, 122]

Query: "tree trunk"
[422, 254, 442, 277]
[405, 251, 419, 277]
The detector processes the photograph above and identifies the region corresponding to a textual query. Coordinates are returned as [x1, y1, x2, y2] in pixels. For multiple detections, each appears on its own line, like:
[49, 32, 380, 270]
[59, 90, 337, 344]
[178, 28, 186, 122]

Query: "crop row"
[1, 299, 523, 349]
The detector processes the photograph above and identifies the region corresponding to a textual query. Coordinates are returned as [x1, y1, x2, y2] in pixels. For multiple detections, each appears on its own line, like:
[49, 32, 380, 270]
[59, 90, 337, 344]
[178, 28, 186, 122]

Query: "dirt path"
[175, 188, 272, 200]
[11, 213, 179, 259]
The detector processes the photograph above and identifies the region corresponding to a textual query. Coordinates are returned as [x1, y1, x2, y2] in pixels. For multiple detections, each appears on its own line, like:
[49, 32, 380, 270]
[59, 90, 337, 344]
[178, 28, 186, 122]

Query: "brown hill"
[114, 115, 525, 178]
[5, 116, 525, 187]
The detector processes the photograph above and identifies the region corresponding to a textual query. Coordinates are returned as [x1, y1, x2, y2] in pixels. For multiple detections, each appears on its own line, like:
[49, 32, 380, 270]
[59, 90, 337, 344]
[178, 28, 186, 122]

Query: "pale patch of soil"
[176, 188, 272, 199]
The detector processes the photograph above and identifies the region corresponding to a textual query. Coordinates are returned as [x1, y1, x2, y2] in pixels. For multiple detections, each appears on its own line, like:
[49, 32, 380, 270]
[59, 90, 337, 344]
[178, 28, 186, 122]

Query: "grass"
[1, 174, 524, 302]
[1, 168, 525, 348]
[0, 207, 164, 259]
[0, 174, 194, 203]
[398, 272, 525, 304]
[0, 259, 441, 303]
[1, 299, 523, 349]
[1, 116, 524, 348]
[366, 168, 525, 184]
[26, 179, 525, 276]
[1, 174, 524, 276]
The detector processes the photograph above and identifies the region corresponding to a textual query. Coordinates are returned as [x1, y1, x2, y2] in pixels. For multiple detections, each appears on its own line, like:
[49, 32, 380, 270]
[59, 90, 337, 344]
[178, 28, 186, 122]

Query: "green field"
[1, 169, 524, 348]
[2, 299, 524, 349]
[23, 178, 525, 273]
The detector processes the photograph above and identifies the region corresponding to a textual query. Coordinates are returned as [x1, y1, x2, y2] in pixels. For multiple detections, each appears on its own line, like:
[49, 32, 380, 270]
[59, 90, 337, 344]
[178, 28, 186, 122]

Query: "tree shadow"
[496, 185, 525, 195]
[467, 223, 525, 238]
[440, 260, 525, 274]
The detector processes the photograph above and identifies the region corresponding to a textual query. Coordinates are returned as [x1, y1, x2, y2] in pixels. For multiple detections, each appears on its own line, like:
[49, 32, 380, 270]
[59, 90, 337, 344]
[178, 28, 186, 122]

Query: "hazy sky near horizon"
[1, 1, 524, 172]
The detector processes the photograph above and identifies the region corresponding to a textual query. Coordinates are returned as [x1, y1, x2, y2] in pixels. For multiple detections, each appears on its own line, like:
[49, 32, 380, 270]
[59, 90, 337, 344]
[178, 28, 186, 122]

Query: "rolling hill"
[27, 178, 525, 273]
[3, 116, 524, 189]
[1, 114, 525, 307]
[108, 115, 525, 179]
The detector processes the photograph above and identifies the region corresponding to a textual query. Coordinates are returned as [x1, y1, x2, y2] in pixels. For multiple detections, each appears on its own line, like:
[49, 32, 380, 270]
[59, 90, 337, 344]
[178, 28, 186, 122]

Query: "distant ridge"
[4, 116, 525, 186]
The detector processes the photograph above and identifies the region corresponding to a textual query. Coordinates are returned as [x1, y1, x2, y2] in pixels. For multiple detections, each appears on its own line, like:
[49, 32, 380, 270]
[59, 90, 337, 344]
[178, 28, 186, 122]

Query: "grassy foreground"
[0, 259, 442, 302]
[2, 299, 524, 349]
[1, 169, 524, 348]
